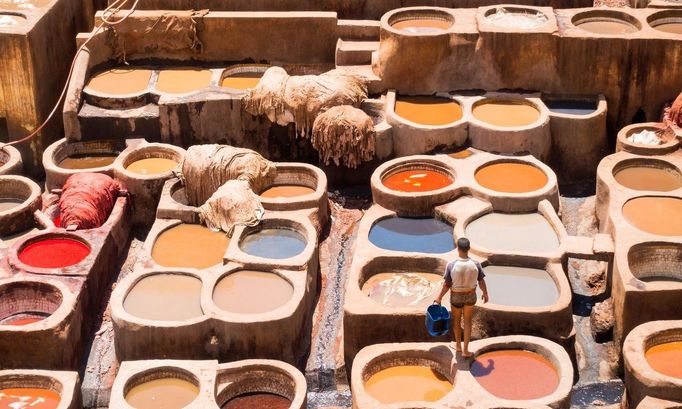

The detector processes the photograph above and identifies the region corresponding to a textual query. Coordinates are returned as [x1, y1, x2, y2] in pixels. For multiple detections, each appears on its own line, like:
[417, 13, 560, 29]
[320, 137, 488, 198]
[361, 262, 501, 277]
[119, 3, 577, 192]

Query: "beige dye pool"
[152, 224, 230, 269]
[622, 197, 682, 236]
[125, 378, 198, 409]
[465, 213, 559, 253]
[365, 365, 453, 403]
[575, 20, 638, 34]
[126, 158, 178, 175]
[477, 266, 558, 307]
[473, 101, 539, 127]
[0, 198, 23, 212]
[86, 68, 152, 95]
[123, 274, 203, 321]
[58, 153, 118, 169]
[391, 18, 452, 33]
[653, 23, 682, 34]
[394, 96, 462, 126]
[614, 166, 682, 192]
[362, 272, 444, 308]
[156, 68, 212, 94]
[212, 270, 293, 314]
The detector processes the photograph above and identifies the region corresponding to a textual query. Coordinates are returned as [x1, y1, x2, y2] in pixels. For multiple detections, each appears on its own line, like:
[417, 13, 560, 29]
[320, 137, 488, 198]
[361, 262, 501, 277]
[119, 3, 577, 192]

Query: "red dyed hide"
[59, 173, 121, 229]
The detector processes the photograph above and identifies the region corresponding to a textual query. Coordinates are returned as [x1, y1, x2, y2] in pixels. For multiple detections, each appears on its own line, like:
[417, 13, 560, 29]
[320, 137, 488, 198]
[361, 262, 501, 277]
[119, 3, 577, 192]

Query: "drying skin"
[213, 270, 293, 314]
[125, 378, 198, 409]
[545, 100, 597, 116]
[614, 166, 682, 192]
[365, 365, 453, 403]
[368, 217, 455, 253]
[362, 272, 444, 308]
[239, 228, 306, 259]
[645, 341, 682, 378]
[472, 101, 540, 127]
[391, 18, 452, 33]
[86, 68, 152, 95]
[394, 96, 462, 126]
[576, 20, 638, 34]
[0, 198, 23, 212]
[471, 350, 559, 400]
[125, 158, 178, 175]
[653, 23, 682, 34]
[0, 388, 61, 409]
[260, 185, 315, 198]
[465, 213, 560, 253]
[475, 162, 547, 193]
[622, 197, 682, 236]
[58, 153, 118, 169]
[19, 238, 90, 268]
[156, 68, 212, 94]
[222, 393, 291, 409]
[383, 170, 453, 192]
[221, 72, 263, 90]
[476, 266, 558, 307]
[152, 224, 230, 269]
[124, 274, 203, 321]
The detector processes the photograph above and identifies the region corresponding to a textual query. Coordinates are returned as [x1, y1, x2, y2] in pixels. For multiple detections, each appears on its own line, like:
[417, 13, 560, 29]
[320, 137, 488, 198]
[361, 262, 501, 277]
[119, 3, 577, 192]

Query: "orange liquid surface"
[260, 185, 315, 198]
[365, 365, 453, 403]
[395, 96, 462, 126]
[152, 224, 229, 269]
[622, 197, 682, 236]
[383, 170, 453, 192]
[0, 388, 61, 409]
[475, 162, 548, 193]
[645, 341, 682, 379]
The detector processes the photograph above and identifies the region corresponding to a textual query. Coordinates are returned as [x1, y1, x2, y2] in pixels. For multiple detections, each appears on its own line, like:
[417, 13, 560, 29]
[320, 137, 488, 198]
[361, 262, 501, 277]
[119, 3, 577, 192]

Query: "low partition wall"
[0, 145, 23, 176]
[0, 369, 80, 409]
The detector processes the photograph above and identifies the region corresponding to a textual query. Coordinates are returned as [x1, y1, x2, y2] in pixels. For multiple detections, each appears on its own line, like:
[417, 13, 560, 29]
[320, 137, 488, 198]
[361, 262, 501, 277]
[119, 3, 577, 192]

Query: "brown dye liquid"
[475, 162, 548, 193]
[58, 153, 118, 169]
[394, 96, 462, 126]
[645, 341, 682, 379]
[614, 166, 682, 191]
[260, 185, 315, 198]
[152, 224, 230, 269]
[0, 0, 52, 10]
[124, 274, 203, 321]
[392, 18, 452, 32]
[222, 392, 291, 409]
[0, 388, 61, 409]
[220, 72, 263, 90]
[365, 365, 453, 404]
[622, 197, 682, 236]
[213, 270, 293, 314]
[576, 20, 638, 34]
[0, 198, 23, 212]
[156, 68, 212, 94]
[126, 158, 178, 175]
[653, 23, 682, 34]
[472, 101, 540, 127]
[86, 68, 152, 95]
[125, 378, 198, 409]
[362, 272, 444, 308]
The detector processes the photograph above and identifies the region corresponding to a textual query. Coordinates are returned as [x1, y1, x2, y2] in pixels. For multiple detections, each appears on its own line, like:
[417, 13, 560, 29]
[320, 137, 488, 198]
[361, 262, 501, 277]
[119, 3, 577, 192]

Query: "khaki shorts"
[450, 291, 476, 308]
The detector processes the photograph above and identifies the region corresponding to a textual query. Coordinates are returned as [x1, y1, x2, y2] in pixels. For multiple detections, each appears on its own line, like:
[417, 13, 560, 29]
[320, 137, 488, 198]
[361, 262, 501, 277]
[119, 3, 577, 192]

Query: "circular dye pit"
[260, 185, 315, 198]
[613, 164, 682, 192]
[628, 243, 682, 284]
[651, 22, 682, 34]
[156, 68, 212, 94]
[152, 224, 230, 269]
[622, 197, 682, 236]
[0, 197, 24, 212]
[222, 392, 291, 409]
[391, 18, 452, 33]
[125, 377, 198, 409]
[645, 341, 682, 379]
[0, 13, 26, 27]
[239, 228, 306, 259]
[475, 162, 547, 193]
[0, 0, 52, 10]
[544, 100, 597, 116]
[213, 270, 293, 314]
[58, 153, 118, 169]
[369, 217, 455, 254]
[0, 387, 61, 409]
[19, 237, 90, 268]
[2, 313, 48, 326]
[86, 68, 153, 95]
[465, 213, 560, 253]
[471, 350, 559, 400]
[124, 274, 203, 321]
[126, 158, 178, 175]
[365, 365, 453, 403]
[220, 71, 264, 90]
[484, 8, 549, 29]
[382, 169, 453, 193]
[362, 272, 444, 308]
[574, 15, 639, 34]
[472, 100, 540, 127]
[394, 96, 462, 126]
[476, 266, 558, 307]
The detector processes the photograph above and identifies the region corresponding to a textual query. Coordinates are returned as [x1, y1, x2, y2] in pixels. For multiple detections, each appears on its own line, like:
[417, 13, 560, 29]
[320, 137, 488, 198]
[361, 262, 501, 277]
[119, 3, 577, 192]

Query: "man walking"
[434, 237, 489, 358]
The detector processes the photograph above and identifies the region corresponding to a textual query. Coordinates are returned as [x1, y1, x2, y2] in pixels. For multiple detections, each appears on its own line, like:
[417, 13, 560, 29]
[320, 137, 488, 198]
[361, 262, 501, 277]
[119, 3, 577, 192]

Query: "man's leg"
[452, 306, 462, 351]
[462, 305, 474, 357]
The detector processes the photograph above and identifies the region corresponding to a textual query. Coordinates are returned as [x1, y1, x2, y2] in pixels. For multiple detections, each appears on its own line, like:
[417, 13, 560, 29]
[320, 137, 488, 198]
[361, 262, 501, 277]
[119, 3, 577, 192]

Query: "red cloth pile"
[668, 92, 682, 128]
[59, 173, 121, 229]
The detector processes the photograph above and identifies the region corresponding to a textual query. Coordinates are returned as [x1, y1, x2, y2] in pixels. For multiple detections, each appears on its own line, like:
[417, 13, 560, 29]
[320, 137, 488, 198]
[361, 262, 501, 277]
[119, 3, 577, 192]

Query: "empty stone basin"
[125, 369, 199, 409]
[394, 96, 463, 126]
[123, 273, 203, 321]
[382, 162, 454, 193]
[472, 99, 540, 127]
[484, 7, 549, 29]
[365, 364, 453, 403]
[156, 68, 212, 94]
[220, 65, 267, 90]
[476, 265, 559, 307]
[572, 10, 640, 34]
[222, 393, 291, 408]
[362, 271, 444, 308]
[544, 99, 597, 116]
[239, 228, 306, 259]
[152, 224, 229, 269]
[0, 281, 62, 326]
[213, 270, 293, 314]
[622, 197, 682, 236]
[86, 67, 153, 95]
[18, 235, 91, 269]
[648, 11, 682, 35]
[645, 340, 682, 379]
[475, 161, 548, 193]
[471, 349, 559, 400]
[389, 10, 454, 34]
[465, 213, 560, 253]
[0, 13, 26, 27]
[628, 242, 682, 284]
[215, 362, 302, 409]
[369, 217, 454, 253]
[613, 159, 682, 192]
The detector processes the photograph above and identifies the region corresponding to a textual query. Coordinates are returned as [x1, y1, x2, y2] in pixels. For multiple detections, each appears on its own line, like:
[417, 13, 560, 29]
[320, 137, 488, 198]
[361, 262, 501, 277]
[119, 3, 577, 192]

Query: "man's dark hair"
[457, 237, 470, 251]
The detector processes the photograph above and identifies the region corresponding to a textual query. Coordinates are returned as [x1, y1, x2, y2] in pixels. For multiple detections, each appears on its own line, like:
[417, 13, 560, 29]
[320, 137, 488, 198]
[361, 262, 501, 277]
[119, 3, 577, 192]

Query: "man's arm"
[435, 263, 453, 304]
[478, 278, 489, 303]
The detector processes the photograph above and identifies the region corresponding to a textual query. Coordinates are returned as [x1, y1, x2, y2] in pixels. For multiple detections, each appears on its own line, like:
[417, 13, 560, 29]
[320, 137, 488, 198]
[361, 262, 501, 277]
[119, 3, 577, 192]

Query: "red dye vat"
[6, 317, 44, 326]
[383, 169, 453, 193]
[19, 238, 90, 268]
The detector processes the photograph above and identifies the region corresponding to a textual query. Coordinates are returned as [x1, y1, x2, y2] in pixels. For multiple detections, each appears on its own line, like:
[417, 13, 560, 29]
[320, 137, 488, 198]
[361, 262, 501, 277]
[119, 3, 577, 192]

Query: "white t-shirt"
[443, 258, 485, 290]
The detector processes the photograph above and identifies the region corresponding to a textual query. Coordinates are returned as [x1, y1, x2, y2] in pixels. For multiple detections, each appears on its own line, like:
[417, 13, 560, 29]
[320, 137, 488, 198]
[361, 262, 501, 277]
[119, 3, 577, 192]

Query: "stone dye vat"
[368, 216, 454, 254]
[615, 123, 679, 156]
[0, 176, 41, 237]
[123, 273, 203, 321]
[126, 377, 199, 408]
[85, 67, 153, 96]
[465, 212, 561, 255]
[362, 271, 443, 309]
[572, 10, 641, 34]
[471, 99, 540, 128]
[624, 321, 682, 407]
[474, 161, 548, 194]
[351, 336, 573, 408]
[387, 8, 454, 33]
[155, 68, 214, 94]
[482, 7, 550, 30]
[213, 270, 293, 315]
[0, 146, 23, 176]
[647, 10, 682, 34]
[382, 167, 453, 193]
[220, 65, 268, 90]
[612, 159, 682, 192]
[545, 99, 598, 116]
[622, 197, 682, 236]
[477, 265, 558, 308]
[394, 95, 462, 126]
[18, 236, 90, 269]
[239, 228, 307, 259]
[151, 223, 230, 269]
[0, 369, 80, 409]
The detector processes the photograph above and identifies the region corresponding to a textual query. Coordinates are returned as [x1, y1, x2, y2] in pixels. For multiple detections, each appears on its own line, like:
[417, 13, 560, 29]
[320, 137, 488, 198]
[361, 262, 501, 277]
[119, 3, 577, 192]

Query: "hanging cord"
[0, 0, 140, 148]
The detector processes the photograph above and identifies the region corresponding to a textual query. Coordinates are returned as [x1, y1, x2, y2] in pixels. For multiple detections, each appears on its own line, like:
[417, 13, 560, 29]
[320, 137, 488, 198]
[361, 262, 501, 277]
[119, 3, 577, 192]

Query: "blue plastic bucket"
[426, 304, 451, 337]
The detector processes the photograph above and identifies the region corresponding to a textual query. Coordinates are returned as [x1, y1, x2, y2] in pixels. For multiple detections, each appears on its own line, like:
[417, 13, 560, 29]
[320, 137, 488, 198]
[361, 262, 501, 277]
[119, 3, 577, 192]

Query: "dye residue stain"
[156, 68, 212, 94]
[365, 365, 453, 404]
[86, 68, 152, 95]
[239, 228, 306, 259]
[0, 198, 24, 212]
[576, 20, 638, 34]
[645, 341, 682, 379]
[260, 185, 315, 198]
[222, 392, 291, 409]
[622, 197, 682, 236]
[544, 100, 597, 116]
[220, 72, 263, 90]
[19, 238, 90, 268]
[369, 217, 455, 254]
[362, 272, 444, 308]
[394, 96, 462, 126]
[58, 153, 118, 170]
[125, 158, 178, 175]
[474, 162, 547, 193]
[465, 213, 559, 253]
[472, 101, 540, 127]
[213, 270, 293, 314]
[477, 266, 558, 307]
[152, 224, 229, 269]
[125, 378, 198, 409]
[471, 350, 559, 400]
[123, 274, 203, 321]
[382, 169, 453, 193]
[391, 18, 452, 33]
[0, 388, 61, 409]
[613, 166, 682, 192]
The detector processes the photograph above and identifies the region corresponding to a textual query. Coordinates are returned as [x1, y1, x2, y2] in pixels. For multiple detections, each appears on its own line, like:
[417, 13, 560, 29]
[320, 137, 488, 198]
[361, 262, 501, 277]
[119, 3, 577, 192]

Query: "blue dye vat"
[368, 217, 455, 254]
[545, 100, 597, 116]
[240, 228, 307, 259]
